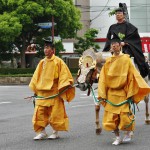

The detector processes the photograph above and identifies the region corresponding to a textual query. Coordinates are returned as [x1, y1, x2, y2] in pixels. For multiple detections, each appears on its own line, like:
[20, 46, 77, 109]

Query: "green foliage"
[53, 0, 82, 38]
[0, 12, 22, 43]
[36, 49, 44, 58]
[0, 74, 33, 77]
[54, 40, 65, 57]
[0, 68, 35, 75]
[0, 42, 13, 53]
[0, 67, 77, 76]
[118, 32, 125, 41]
[0, 0, 82, 67]
[0, 53, 13, 61]
[74, 28, 100, 55]
[108, 9, 116, 16]
[0, 0, 82, 39]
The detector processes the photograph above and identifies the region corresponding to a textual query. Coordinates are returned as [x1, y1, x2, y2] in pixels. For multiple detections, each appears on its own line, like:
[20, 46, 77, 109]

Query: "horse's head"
[76, 49, 105, 93]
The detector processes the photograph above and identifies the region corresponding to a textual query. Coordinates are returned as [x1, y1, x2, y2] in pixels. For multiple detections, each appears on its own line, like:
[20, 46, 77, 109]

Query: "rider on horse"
[103, 5, 149, 78]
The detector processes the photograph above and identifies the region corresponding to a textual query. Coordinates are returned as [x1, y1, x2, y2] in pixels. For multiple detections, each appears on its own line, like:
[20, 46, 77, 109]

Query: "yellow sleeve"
[125, 60, 150, 104]
[97, 65, 108, 107]
[29, 60, 43, 94]
[58, 59, 75, 102]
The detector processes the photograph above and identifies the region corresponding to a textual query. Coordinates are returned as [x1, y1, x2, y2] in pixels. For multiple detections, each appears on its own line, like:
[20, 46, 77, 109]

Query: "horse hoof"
[96, 128, 102, 135]
[145, 120, 150, 125]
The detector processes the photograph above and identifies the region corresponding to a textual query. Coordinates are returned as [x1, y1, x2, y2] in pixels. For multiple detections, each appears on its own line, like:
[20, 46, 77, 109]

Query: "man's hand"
[99, 98, 106, 107]
[34, 93, 37, 97]
[99, 98, 106, 102]
[121, 42, 125, 46]
[121, 42, 129, 47]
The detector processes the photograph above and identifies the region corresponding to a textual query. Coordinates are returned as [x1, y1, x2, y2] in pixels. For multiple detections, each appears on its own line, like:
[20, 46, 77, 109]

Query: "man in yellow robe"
[98, 39, 150, 145]
[29, 38, 75, 140]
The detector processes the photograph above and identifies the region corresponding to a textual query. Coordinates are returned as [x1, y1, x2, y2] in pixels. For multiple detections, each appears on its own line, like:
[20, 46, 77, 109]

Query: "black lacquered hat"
[110, 38, 121, 44]
[43, 37, 54, 47]
[115, 7, 125, 14]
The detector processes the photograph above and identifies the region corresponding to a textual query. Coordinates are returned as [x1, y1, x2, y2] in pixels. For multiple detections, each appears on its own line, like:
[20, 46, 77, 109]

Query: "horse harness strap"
[90, 85, 135, 129]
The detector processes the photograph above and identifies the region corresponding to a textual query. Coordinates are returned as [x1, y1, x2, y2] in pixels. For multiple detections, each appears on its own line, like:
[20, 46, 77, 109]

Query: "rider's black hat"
[110, 38, 121, 44]
[115, 7, 125, 14]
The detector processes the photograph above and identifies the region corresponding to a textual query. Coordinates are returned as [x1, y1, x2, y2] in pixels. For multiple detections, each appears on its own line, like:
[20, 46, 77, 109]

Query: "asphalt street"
[0, 84, 150, 150]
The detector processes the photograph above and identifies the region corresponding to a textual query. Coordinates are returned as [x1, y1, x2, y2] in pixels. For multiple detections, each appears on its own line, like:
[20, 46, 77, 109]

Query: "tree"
[54, 40, 65, 57]
[0, 12, 22, 55]
[74, 28, 100, 55]
[0, 0, 82, 67]
[0, 13, 22, 44]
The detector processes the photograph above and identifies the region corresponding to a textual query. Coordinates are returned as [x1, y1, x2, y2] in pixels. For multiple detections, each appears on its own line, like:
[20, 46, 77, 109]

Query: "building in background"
[60, 0, 90, 70]
[130, 0, 150, 33]
[74, 0, 90, 37]
[130, 1, 150, 56]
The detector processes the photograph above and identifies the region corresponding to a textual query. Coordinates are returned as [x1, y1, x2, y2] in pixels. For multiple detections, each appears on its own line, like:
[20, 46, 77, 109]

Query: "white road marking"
[90, 95, 98, 97]
[0, 102, 12, 105]
[80, 93, 88, 96]
[72, 104, 94, 108]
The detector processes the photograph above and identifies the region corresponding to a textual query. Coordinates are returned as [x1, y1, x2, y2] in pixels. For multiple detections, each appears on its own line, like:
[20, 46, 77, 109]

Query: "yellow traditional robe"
[98, 54, 150, 114]
[98, 53, 150, 131]
[29, 55, 75, 132]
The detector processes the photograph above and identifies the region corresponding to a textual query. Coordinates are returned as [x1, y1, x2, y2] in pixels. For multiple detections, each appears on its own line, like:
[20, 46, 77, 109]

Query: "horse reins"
[89, 85, 135, 129]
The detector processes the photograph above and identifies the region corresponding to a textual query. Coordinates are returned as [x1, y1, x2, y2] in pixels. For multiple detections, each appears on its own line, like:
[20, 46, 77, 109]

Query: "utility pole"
[52, 15, 54, 43]
[51, 0, 54, 43]
[51, 15, 55, 54]
[51, 0, 55, 54]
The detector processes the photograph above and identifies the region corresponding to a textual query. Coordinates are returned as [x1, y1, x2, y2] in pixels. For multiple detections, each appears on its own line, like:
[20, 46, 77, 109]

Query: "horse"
[76, 48, 106, 134]
[76, 48, 150, 135]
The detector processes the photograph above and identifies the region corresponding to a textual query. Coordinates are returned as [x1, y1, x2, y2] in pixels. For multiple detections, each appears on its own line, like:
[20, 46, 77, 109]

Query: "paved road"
[0, 85, 150, 150]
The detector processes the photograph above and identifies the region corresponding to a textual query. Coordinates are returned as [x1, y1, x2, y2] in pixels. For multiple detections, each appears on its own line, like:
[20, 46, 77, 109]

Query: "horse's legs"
[95, 105, 102, 135]
[144, 95, 150, 124]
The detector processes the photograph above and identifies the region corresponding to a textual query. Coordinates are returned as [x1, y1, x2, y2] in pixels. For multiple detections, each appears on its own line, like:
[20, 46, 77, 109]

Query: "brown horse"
[76, 48, 105, 134]
[76, 48, 150, 135]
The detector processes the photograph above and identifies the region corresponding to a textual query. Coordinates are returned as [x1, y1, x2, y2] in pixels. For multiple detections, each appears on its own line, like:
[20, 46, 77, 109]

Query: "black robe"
[103, 21, 149, 78]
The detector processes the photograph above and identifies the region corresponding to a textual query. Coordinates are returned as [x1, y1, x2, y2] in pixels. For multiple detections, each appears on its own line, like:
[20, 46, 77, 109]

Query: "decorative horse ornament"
[76, 48, 106, 134]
